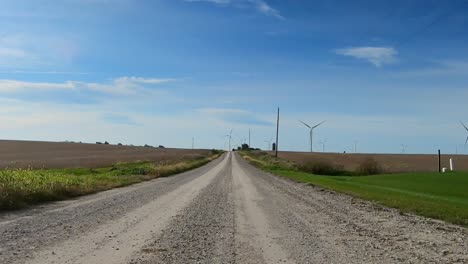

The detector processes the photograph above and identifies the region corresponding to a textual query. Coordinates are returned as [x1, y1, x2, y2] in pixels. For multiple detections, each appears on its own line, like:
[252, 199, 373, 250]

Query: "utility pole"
[438, 149, 441, 173]
[275, 107, 280, 158]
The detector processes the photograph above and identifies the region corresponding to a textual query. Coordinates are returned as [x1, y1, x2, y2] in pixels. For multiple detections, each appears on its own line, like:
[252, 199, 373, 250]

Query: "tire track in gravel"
[234, 153, 468, 264]
[232, 154, 293, 264]
[0, 154, 227, 264]
[130, 153, 236, 264]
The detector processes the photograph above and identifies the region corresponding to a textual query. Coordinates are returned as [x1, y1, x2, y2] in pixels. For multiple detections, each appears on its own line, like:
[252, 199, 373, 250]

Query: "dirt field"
[275, 151, 468, 173]
[0, 140, 211, 169]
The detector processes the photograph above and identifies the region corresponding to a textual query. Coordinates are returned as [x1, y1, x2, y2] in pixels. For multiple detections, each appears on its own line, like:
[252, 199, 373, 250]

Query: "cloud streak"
[198, 107, 274, 126]
[0, 77, 174, 95]
[395, 60, 468, 77]
[185, 0, 284, 20]
[335, 47, 397, 67]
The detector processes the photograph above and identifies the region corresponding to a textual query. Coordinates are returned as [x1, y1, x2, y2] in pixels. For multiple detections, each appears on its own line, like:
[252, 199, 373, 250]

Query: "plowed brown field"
[276, 151, 468, 173]
[0, 140, 210, 169]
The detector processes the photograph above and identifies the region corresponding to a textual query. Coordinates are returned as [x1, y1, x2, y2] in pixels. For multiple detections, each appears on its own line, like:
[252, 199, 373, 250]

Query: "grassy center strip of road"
[240, 151, 468, 227]
[0, 150, 223, 210]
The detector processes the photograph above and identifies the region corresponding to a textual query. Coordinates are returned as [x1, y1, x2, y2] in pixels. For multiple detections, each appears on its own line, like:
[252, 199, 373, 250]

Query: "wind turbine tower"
[264, 138, 273, 151]
[225, 129, 233, 151]
[401, 144, 408, 154]
[299, 120, 326, 152]
[319, 139, 327, 152]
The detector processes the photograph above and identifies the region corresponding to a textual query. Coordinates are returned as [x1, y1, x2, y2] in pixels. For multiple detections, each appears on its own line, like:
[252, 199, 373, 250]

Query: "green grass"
[241, 152, 468, 227]
[0, 153, 221, 210]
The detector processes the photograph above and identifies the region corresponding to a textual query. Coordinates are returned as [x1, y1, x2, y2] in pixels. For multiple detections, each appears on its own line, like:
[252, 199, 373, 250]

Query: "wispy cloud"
[185, 0, 284, 20]
[0, 47, 28, 58]
[0, 70, 89, 75]
[396, 60, 468, 77]
[0, 76, 174, 95]
[335, 46, 397, 67]
[0, 80, 75, 92]
[114, 76, 176, 84]
[198, 107, 274, 126]
[102, 113, 141, 126]
[0, 33, 81, 68]
[251, 0, 284, 20]
[186, 0, 230, 3]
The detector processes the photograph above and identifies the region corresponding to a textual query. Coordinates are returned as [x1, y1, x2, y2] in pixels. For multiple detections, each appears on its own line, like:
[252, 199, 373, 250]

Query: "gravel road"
[1, 152, 467, 263]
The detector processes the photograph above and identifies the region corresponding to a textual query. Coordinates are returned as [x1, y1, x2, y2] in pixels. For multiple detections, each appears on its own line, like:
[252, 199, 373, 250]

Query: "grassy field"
[0, 151, 222, 210]
[241, 151, 468, 227]
[275, 150, 468, 173]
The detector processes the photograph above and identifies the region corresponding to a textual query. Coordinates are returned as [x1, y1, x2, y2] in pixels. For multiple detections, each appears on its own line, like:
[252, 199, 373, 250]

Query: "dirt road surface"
[1, 153, 466, 263]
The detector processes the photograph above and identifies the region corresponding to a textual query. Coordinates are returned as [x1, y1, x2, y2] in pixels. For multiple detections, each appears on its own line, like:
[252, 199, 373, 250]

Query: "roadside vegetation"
[0, 150, 223, 210]
[240, 151, 468, 227]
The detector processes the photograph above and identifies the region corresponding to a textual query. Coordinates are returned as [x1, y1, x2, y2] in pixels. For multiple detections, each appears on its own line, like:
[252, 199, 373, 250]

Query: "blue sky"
[0, 0, 467, 154]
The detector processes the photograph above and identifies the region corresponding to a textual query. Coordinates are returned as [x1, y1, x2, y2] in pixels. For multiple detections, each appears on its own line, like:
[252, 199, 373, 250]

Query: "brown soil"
[275, 151, 468, 173]
[0, 140, 210, 169]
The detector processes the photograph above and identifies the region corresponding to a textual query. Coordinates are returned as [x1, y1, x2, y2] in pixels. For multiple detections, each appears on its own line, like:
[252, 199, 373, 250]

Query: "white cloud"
[185, 0, 284, 20]
[250, 0, 284, 20]
[335, 46, 397, 67]
[197, 107, 274, 126]
[0, 33, 80, 68]
[0, 80, 75, 92]
[0, 47, 28, 59]
[185, 0, 230, 3]
[0, 70, 89, 75]
[114, 76, 176, 84]
[198, 107, 248, 114]
[0, 76, 174, 95]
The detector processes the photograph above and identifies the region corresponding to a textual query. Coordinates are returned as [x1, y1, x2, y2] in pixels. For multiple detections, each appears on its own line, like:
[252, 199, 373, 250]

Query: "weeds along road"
[0, 152, 467, 264]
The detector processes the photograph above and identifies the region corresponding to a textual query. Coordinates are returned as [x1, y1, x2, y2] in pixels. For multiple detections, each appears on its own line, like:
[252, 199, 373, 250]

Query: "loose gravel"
[1, 152, 466, 264]
[130, 156, 235, 264]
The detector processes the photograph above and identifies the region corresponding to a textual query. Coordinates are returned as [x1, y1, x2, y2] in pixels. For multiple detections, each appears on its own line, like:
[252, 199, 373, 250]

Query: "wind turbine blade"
[461, 121, 468, 132]
[465, 136, 468, 146]
[312, 120, 326, 129]
[299, 120, 311, 129]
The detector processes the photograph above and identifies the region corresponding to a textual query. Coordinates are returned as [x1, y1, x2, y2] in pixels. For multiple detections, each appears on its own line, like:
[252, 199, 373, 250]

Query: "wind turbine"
[461, 121, 468, 146]
[401, 144, 408, 154]
[299, 120, 326, 152]
[264, 138, 273, 151]
[225, 129, 233, 151]
[319, 139, 327, 152]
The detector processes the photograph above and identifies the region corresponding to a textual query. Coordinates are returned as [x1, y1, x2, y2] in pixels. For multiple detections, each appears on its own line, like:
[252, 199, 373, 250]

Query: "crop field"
[242, 151, 468, 226]
[276, 151, 468, 173]
[0, 140, 211, 169]
[0, 140, 221, 209]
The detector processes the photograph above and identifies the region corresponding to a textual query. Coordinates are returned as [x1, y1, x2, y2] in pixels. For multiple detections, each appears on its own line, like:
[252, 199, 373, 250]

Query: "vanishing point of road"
[0, 153, 467, 263]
